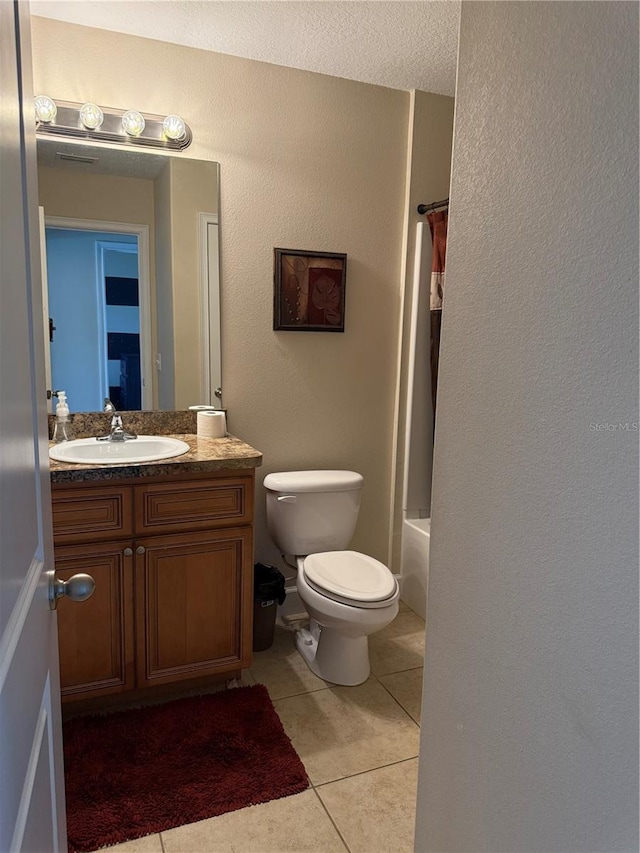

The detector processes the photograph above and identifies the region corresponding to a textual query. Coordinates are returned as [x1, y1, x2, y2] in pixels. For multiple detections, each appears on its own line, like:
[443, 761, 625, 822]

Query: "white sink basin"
[49, 435, 190, 465]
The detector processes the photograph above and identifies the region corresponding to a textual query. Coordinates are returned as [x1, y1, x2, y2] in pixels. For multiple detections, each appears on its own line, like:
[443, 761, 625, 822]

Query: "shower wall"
[392, 90, 454, 613]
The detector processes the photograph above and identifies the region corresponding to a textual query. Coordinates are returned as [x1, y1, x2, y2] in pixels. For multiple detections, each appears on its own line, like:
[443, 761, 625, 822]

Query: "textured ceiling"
[31, 1, 460, 95]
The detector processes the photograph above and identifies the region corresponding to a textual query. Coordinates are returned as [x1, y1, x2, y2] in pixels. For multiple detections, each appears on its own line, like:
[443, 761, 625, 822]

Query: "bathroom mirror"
[36, 138, 221, 412]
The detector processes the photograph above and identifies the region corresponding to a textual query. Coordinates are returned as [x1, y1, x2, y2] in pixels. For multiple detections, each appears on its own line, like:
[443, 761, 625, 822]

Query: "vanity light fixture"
[162, 114, 187, 141]
[34, 94, 57, 123]
[79, 102, 104, 130]
[34, 98, 193, 151]
[121, 109, 145, 137]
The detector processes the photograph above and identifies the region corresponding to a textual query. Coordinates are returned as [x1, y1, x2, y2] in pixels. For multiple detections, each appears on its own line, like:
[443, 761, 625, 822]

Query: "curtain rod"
[417, 197, 449, 215]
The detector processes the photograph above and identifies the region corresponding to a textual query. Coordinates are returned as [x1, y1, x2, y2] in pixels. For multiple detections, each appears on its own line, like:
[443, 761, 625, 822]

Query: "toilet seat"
[302, 551, 398, 609]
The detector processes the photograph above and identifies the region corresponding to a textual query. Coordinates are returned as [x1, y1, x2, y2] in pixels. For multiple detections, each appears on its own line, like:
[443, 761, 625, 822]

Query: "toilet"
[264, 470, 399, 686]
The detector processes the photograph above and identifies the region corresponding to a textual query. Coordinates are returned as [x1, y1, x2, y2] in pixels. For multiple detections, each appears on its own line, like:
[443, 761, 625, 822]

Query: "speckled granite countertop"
[49, 434, 262, 484]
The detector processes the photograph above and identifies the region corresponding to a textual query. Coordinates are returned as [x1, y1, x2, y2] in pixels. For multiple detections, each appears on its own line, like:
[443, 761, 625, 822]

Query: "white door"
[0, 3, 66, 850]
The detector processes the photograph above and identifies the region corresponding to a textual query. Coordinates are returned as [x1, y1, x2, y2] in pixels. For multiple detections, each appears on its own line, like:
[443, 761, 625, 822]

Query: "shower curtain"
[427, 210, 448, 414]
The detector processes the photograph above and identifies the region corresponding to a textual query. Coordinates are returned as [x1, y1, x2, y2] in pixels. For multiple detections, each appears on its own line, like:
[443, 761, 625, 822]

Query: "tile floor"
[107, 602, 426, 853]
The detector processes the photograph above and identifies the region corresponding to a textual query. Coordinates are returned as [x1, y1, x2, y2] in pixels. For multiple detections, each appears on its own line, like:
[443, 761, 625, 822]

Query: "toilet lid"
[303, 551, 396, 603]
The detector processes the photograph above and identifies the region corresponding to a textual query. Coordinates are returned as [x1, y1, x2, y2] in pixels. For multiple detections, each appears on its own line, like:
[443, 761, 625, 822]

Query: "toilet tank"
[264, 470, 363, 556]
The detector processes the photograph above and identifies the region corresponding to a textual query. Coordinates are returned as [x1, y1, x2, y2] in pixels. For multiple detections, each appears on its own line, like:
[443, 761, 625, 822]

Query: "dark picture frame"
[273, 248, 347, 332]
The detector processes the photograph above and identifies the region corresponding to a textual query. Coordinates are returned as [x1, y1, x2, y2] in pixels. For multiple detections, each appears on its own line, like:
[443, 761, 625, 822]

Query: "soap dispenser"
[52, 391, 74, 443]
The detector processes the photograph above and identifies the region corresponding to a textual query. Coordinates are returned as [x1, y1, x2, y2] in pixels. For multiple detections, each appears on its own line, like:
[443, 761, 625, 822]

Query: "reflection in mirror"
[36, 139, 222, 412]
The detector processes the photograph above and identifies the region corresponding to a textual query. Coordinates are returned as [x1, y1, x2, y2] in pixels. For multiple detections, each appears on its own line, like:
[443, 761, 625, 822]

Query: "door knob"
[136, 546, 146, 555]
[49, 572, 95, 610]
[123, 547, 133, 556]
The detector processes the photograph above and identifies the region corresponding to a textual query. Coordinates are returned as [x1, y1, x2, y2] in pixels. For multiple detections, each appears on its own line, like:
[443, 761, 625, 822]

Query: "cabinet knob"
[123, 547, 133, 557]
[136, 546, 146, 555]
[49, 572, 95, 610]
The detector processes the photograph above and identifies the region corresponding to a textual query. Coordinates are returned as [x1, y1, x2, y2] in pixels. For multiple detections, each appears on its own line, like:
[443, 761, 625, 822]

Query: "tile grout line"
[264, 683, 333, 703]
[309, 785, 352, 853]
[311, 753, 420, 790]
[369, 670, 423, 726]
[370, 663, 424, 679]
[269, 663, 422, 706]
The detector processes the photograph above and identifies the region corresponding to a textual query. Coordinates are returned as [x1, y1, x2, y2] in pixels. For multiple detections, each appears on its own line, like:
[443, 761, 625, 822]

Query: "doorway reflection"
[45, 224, 148, 411]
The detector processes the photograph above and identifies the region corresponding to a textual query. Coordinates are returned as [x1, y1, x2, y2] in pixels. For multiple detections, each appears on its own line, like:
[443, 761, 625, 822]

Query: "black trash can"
[252, 563, 286, 651]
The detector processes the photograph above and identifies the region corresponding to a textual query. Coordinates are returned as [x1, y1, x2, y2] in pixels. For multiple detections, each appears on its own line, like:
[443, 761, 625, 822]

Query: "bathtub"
[400, 516, 431, 619]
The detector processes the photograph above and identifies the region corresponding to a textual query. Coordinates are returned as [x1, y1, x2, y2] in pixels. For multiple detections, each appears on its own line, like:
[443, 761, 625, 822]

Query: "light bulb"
[34, 95, 57, 123]
[79, 102, 104, 130]
[162, 114, 186, 141]
[121, 110, 145, 137]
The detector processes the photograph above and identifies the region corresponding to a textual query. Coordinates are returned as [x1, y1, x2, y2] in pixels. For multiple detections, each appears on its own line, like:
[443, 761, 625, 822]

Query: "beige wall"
[30, 17, 452, 570]
[416, 2, 638, 850]
[37, 167, 155, 225]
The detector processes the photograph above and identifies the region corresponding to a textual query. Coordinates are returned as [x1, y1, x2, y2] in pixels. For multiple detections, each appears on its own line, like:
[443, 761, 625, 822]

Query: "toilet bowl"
[294, 551, 399, 685]
[264, 471, 399, 686]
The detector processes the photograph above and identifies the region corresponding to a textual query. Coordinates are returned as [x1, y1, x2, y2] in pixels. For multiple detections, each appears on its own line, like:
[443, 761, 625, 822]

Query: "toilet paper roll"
[197, 410, 226, 439]
[189, 405, 219, 411]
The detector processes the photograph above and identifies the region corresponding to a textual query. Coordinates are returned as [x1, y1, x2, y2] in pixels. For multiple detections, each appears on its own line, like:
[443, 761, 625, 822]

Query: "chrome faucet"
[97, 399, 137, 442]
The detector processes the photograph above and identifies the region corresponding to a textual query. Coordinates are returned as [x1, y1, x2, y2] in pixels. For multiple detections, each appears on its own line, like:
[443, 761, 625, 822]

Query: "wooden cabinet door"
[55, 541, 135, 701]
[135, 527, 253, 688]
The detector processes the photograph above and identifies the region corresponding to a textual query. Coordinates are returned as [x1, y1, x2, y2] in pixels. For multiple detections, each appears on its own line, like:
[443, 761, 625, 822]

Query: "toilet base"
[295, 620, 370, 686]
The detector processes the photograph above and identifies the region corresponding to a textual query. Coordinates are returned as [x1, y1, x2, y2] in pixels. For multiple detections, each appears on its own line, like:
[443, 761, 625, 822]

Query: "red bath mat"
[63, 684, 309, 852]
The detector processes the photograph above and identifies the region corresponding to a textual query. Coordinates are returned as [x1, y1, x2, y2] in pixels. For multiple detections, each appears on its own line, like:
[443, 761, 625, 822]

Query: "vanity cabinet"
[52, 471, 255, 703]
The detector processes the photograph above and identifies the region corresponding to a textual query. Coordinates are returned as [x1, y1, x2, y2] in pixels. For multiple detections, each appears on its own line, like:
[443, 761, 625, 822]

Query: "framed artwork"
[273, 248, 347, 332]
